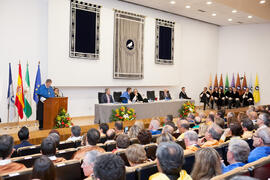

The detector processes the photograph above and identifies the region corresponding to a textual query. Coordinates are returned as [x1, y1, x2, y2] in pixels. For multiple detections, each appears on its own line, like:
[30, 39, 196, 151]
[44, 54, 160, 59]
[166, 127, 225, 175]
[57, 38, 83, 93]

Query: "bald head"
[106, 129, 116, 140]
[249, 112, 258, 120]
[162, 125, 174, 134]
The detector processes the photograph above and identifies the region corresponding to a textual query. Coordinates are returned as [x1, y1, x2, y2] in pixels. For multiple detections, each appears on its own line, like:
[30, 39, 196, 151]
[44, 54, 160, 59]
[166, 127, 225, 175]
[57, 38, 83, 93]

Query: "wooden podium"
[43, 97, 68, 130]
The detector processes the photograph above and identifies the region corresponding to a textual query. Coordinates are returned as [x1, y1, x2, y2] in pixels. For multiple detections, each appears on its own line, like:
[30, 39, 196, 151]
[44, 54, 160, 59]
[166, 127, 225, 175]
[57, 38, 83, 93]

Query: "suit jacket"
[130, 92, 143, 102]
[160, 91, 172, 100]
[14, 140, 33, 150]
[101, 94, 114, 104]
[179, 91, 191, 99]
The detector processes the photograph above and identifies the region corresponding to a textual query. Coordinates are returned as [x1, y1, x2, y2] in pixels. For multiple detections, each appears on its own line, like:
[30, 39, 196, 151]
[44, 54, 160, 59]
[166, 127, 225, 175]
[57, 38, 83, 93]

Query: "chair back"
[12, 154, 41, 168]
[1, 168, 32, 180]
[56, 148, 77, 160]
[55, 160, 82, 180]
[136, 162, 158, 180]
[113, 92, 122, 103]
[17, 145, 41, 157]
[182, 153, 195, 174]
[98, 92, 105, 104]
[147, 91, 155, 101]
[58, 141, 75, 150]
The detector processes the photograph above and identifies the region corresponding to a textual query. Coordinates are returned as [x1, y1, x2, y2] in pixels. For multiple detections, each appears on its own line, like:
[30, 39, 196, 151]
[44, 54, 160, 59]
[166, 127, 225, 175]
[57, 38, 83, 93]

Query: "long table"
[94, 99, 195, 124]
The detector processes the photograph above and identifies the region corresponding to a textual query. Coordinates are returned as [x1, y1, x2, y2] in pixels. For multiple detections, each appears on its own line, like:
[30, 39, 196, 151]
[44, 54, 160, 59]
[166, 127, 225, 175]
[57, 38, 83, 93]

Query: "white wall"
[218, 23, 270, 105]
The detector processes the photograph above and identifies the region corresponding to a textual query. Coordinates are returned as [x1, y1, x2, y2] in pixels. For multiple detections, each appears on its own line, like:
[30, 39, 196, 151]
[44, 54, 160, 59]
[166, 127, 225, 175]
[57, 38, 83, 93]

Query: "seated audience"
[160, 89, 172, 100]
[149, 142, 192, 180]
[165, 121, 177, 132]
[115, 121, 124, 135]
[66, 125, 82, 142]
[187, 113, 195, 124]
[32, 156, 56, 180]
[134, 120, 145, 130]
[113, 134, 130, 152]
[81, 150, 101, 178]
[138, 129, 152, 145]
[256, 113, 270, 130]
[73, 128, 105, 160]
[227, 115, 238, 127]
[41, 137, 66, 163]
[93, 154, 125, 180]
[49, 129, 60, 136]
[14, 126, 33, 150]
[191, 147, 222, 180]
[248, 127, 270, 163]
[81, 133, 87, 146]
[215, 117, 225, 129]
[241, 118, 255, 139]
[125, 144, 148, 167]
[162, 125, 174, 135]
[130, 88, 143, 102]
[193, 116, 201, 129]
[100, 88, 114, 104]
[0, 135, 26, 174]
[223, 139, 250, 173]
[249, 111, 258, 125]
[206, 113, 215, 125]
[99, 123, 109, 137]
[148, 118, 161, 135]
[156, 133, 174, 145]
[216, 109, 225, 121]
[184, 131, 200, 154]
[120, 87, 132, 103]
[128, 125, 142, 139]
[220, 123, 243, 142]
[105, 129, 116, 143]
[237, 112, 249, 123]
[199, 124, 223, 147]
[48, 133, 60, 148]
[177, 120, 190, 140]
[164, 114, 174, 124]
[198, 123, 209, 137]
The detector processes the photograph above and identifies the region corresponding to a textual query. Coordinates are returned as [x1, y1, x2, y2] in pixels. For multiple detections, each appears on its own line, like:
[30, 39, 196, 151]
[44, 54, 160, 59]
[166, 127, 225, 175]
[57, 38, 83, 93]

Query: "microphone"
[60, 89, 64, 97]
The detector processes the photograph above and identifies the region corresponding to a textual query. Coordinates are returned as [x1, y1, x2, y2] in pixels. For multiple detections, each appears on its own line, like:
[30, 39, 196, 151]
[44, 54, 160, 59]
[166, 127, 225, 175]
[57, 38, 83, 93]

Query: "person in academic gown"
[101, 88, 114, 104]
[36, 79, 55, 130]
[160, 89, 172, 100]
[232, 88, 241, 108]
[210, 87, 219, 109]
[200, 87, 211, 110]
[217, 88, 225, 110]
[225, 87, 234, 109]
[242, 88, 254, 106]
[179, 87, 191, 99]
[130, 89, 143, 102]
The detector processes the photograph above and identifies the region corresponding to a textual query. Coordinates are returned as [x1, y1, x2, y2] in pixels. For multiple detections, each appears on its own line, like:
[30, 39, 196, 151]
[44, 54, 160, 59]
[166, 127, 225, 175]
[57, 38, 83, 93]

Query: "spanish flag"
[15, 63, 25, 119]
[253, 74, 260, 103]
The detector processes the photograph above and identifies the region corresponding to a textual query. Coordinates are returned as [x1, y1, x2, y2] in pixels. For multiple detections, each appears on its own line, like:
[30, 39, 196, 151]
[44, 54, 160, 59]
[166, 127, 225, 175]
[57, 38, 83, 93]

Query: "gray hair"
[227, 112, 235, 119]
[71, 126, 81, 137]
[84, 150, 101, 165]
[257, 127, 270, 145]
[149, 119, 160, 130]
[162, 125, 174, 134]
[48, 133, 60, 147]
[184, 131, 198, 142]
[208, 124, 223, 140]
[228, 139, 250, 163]
[259, 113, 270, 127]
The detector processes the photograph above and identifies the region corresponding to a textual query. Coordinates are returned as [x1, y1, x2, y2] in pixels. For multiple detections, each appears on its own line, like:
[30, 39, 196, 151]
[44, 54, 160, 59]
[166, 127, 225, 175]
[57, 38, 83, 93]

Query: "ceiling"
[120, 0, 270, 26]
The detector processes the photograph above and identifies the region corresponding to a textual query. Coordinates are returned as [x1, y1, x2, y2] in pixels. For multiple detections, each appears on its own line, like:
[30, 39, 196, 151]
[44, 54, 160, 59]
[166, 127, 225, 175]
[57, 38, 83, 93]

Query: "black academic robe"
[242, 92, 254, 106]
[130, 92, 143, 102]
[179, 91, 191, 99]
[200, 91, 211, 103]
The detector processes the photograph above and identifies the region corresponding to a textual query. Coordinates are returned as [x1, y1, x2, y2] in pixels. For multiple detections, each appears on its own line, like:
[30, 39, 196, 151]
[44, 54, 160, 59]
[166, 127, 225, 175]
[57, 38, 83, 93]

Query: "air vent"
[198, 9, 206, 12]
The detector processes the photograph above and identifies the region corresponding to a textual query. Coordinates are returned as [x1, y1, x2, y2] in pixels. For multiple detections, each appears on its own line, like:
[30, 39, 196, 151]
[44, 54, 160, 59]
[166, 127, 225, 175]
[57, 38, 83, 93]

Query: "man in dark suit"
[179, 87, 191, 99]
[160, 89, 172, 100]
[14, 126, 32, 150]
[101, 88, 114, 104]
[200, 87, 211, 110]
[130, 89, 143, 102]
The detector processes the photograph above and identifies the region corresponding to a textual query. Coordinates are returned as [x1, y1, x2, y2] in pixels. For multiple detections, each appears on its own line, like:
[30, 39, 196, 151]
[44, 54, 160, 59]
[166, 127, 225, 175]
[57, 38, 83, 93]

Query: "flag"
[248, 74, 253, 93]
[33, 63, 41, 103]
[15, 63, 25, 119]
[225, 74, 229, 93]
[253, 74, 260, 103]
[208, 73, 212, 91]
[219, 74, 224, 90]
[231, 73, 235, 88]
[236, 73, 241, 92]
[242, 73, 247, 91]
[7, 63, 16, 122]
[214, 74, 218, 88]
[24, 63, 32, 118]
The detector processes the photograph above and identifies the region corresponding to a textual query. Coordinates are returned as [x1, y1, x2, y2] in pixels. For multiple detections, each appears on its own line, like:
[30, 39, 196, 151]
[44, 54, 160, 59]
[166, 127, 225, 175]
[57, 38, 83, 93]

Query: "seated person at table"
[130, 88, 143, 102]
[14, 126, 32, 150]
[200, 87, 211, 110]
[66, 125, 82, 142]
[199, 124, 223, 147]
[223, 139, 250, 173]
[0, 135, 26, 174]
[32, 156, 56, 180]
[101, 88, 114, 104]
[148, 118, 161, 135]
[125, 144, 148, 167]
[179, 87, 191, 99]
[112, 134, 130, 153]
[242, 88, 254, 107]
[73, 128, 105, 160]
[81, 150, 101, 178]
[184, 131, 200, 154]
[248, 127, 270, 163]
[149, 142, 192, 180]
[41, 137, 66, 163]
[120, 87, 132, 103]
[160, 89, 172, 100]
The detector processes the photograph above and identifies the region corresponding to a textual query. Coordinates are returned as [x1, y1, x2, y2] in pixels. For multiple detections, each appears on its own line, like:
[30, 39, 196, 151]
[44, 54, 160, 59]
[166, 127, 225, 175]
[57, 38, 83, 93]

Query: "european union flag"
[33, 63, 41, 103]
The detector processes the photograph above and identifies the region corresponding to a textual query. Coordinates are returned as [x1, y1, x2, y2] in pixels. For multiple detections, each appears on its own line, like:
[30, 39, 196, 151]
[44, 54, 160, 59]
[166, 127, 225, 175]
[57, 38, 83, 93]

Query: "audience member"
[66, 125, 82, 142]
[105, 129, 116, 143]
[148, 118, 161, 135]
[220, 123, 243, 142]
[125, 144, 148, 167]
[73, 128, 105, 160]
[48, 133, 60, 148]
[81, 133, 87, 146]
[162, 125, 174, 135]
[14, 126, 33, 150]
[115, 121, 124, 135]
[134, 120, 145, 130]
[191, 147, 222, 180]
[177, 119, 190, 140]
[113, 134, 130, 152]
[215, 117, 225, 129]
[193, 116, 201, 129]
[99, 123, 109, 137]
[187, 113, 195, 123]
[199, 124, 223, 147]
[81, 150, 101, 177]
[41, 137, 66, 163]
[216, 109, 225, 120]
[0, 135, 26, 174]
[198, 123, 209, 137]
[49, 129, 60, 136]
[93, 154, 125, 180]
[237, 112, 249, 123]
[248, 127, 270, 162]
[206, 114, 215, 125]
[184, 131, 200, 154]
[138, 129, 152, 145]
[249, 111, 258, 125]
[149, 142, 192, 180]
[32, 156, 56, 180]
[128, 125, 142, 139]
[164, 115, 174, 124]
[156, 133, 174, 145]
[256, 113, 270, 130]
[241, 118, 255, 139]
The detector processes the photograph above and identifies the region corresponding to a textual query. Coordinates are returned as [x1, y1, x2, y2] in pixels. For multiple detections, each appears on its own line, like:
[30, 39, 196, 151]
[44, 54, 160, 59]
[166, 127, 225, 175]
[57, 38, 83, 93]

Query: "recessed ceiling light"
[170, 1, 176, 5]
[206, 1, 212, 5]
[185, 5, 191, 9]
[248, 15, 253, 19]
[212, 13, 216, 16]
[232, 9, 237, 13]
[228, 18, 233, 22]
[259, 0, 266, 4]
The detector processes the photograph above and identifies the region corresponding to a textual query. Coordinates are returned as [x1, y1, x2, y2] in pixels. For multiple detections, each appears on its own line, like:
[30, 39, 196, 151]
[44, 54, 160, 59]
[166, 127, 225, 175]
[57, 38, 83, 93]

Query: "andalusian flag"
[219, 74, 224, 90]
[208, 73, 212, 91]
[214, 74, 218, 88]
[253, 74, 260, 103]
[24, 63, 32, 118]
[225, 74, 229, 93]
[15, 63, 25, 119]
